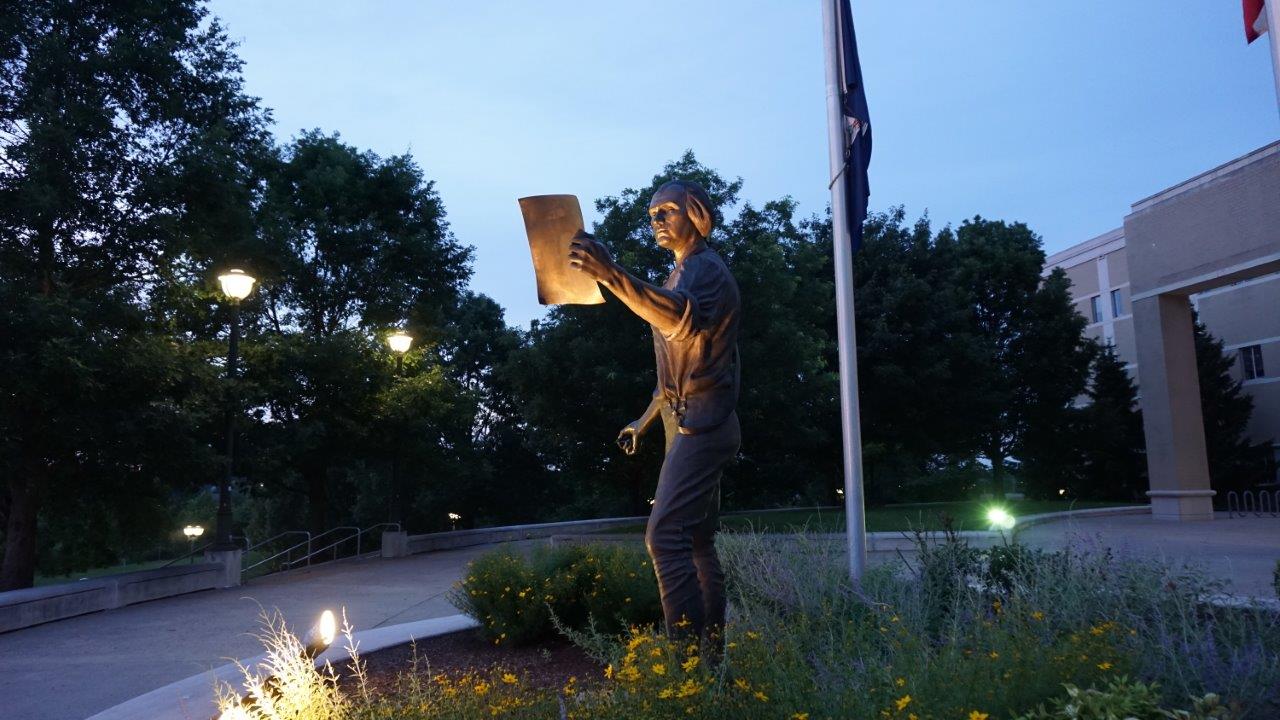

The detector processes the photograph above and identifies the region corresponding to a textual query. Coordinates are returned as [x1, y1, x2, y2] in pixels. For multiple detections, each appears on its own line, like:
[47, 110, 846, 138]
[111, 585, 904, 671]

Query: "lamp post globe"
[217, 269, 256, 301]
[215, 268, 256, 551]
[387, 330, 413, 355]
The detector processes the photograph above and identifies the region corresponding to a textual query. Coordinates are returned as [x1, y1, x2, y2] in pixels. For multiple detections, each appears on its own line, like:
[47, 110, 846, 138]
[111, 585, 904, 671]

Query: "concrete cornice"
[1043, 227, 1125, 273]
[1129, 140, 1280, 215]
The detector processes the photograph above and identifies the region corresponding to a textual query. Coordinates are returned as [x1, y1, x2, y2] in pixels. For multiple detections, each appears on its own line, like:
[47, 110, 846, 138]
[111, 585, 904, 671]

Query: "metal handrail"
[242, 531, 314, 574]
[280, 522, 402, 570]
[284, 526, 360, 569]
[245, 530, 309, 554]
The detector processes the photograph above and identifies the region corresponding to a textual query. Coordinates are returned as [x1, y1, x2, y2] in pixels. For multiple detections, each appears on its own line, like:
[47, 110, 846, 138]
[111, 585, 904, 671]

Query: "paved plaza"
[0, 513, 1276, 720]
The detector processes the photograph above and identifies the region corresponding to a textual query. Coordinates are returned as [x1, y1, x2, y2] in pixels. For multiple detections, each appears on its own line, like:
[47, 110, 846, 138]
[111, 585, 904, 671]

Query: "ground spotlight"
[303, 609, 337, 659]
[986, 506, 1016, 530]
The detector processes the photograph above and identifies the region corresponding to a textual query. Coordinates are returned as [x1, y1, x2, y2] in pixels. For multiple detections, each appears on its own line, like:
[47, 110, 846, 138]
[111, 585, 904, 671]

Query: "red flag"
[1245, 0, 1268, 43]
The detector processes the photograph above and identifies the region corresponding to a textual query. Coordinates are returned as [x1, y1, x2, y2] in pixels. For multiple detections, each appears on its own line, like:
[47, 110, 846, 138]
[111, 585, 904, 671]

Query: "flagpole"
[821, 0, 868, 584]
[1267, 0, 1280, 116]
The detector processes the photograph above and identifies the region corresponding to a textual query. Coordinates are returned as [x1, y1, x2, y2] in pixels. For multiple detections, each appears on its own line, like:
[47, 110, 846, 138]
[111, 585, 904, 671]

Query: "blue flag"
[837, 0, 871, 252]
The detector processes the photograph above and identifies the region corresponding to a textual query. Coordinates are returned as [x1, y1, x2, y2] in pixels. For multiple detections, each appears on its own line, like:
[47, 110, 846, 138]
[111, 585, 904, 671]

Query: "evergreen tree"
[1194, 321, 1269, 496]
[1074, 344, 1146, 500]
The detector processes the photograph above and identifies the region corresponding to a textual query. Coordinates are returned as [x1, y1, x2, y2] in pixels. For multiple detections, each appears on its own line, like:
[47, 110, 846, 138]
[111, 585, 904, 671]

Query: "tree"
[244, 131, 474, 534]
[1054, 343, 1147, 501]
[1194, 321, 1270, 496]
[0, 1, 268, 589]
[947, 217, 1094, 497]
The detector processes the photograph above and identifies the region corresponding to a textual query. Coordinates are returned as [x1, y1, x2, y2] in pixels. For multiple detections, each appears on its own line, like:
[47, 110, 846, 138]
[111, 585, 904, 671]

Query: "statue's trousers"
[645, 407, 740, 642]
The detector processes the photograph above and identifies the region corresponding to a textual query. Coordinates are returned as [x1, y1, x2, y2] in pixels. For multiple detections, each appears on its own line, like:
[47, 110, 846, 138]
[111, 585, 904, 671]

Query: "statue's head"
[648, 180, 714, 250]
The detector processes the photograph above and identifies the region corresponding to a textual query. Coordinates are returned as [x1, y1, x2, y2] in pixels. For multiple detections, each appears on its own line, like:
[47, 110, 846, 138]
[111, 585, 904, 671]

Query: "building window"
[1089, 295, 1102, 323]
[1241, 345, 1265, 380]
[1110, 288, 1124, 317]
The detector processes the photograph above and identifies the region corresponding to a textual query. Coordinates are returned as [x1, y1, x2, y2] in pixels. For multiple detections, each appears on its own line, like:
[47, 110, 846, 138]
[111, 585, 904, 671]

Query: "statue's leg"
[692, 413, 738, 655]
[645, 412, 740, 642]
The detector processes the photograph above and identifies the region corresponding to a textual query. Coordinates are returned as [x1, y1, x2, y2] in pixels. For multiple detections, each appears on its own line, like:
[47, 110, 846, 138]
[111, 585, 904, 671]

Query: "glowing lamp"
[387, 330, 413, 354]
[986, 507, 1016, 530]
[303, 609, 337, 658]
[182, 525, 205, 539]
[447, 512, 461, 521]
[217, 269, 256, 301]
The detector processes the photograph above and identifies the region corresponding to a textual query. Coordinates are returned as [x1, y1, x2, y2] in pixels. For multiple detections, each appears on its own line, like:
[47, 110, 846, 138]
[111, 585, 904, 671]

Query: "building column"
[1132, 293, 1215, 520]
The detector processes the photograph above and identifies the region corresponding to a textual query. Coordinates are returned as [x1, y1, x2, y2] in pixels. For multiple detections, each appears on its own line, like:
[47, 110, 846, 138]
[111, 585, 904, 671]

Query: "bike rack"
[1227, 491, 1240, 518]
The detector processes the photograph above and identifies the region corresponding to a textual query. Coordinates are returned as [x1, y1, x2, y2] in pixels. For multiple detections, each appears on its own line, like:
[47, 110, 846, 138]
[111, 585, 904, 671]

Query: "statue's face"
[648, 187, 700, 251]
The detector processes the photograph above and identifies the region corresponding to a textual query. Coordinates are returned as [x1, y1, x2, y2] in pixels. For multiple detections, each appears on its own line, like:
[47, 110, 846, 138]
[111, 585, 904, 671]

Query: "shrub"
[1015, 677, 1239, 720]
[448, 543, 662, 646]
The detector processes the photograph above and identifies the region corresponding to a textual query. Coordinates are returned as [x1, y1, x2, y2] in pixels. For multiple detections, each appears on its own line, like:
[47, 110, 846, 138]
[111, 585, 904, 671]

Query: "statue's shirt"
[652, 245, 741, 435]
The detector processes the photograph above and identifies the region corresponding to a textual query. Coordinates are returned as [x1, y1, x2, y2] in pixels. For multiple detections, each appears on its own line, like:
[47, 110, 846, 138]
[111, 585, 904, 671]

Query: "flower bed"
[219, 531, 1280, 719]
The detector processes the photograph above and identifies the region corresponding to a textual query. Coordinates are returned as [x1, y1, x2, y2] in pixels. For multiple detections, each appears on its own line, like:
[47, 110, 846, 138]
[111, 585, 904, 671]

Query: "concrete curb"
[85, 613, 480, 720]
[552, 505, 1153, 552]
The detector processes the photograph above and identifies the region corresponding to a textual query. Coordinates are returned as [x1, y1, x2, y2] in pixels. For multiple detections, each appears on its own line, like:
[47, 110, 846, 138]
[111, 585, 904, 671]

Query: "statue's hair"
[654, 180, 715, 238]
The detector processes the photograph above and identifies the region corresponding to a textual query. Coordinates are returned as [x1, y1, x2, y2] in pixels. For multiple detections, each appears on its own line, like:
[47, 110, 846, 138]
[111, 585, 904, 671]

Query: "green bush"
[1016, 677, 1239, 720]
[448, 543, 661, 645]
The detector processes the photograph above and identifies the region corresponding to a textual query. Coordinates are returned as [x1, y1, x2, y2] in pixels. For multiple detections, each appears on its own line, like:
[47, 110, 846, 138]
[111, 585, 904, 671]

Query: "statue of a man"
[568, 180, 740, 646]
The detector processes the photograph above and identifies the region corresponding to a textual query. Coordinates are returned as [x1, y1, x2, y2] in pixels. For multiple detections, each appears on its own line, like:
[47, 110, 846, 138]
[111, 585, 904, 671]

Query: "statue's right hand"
[616, 422, 641, 456]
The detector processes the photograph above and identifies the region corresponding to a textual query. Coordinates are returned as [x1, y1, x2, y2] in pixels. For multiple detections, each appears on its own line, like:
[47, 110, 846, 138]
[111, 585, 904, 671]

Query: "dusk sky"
[211, 1, 1279, 328]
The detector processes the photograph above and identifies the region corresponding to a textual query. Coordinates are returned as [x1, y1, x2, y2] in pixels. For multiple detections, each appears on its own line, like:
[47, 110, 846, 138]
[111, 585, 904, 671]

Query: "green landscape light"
[986, 506, 1016, 530]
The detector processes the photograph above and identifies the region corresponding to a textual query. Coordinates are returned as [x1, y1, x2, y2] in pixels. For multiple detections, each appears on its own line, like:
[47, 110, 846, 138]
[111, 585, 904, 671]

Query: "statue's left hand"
[568, 230, 614, 283]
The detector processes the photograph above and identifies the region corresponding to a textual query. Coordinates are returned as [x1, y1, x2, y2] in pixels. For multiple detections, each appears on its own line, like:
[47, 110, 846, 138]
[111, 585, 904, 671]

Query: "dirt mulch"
[338, 628, 605, 697]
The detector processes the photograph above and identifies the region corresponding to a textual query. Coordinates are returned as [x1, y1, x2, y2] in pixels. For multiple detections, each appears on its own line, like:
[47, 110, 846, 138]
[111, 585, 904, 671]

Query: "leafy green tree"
[243, 132, 474, 534]
[851, 210, 988, 502]
[947, 218, 1093, 497]
[0, 1, 267, 588]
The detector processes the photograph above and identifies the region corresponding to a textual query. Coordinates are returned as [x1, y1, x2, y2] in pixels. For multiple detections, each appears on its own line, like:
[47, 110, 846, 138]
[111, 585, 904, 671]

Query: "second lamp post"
[386, 330, 412, 527]
[215, 269, 256, 551]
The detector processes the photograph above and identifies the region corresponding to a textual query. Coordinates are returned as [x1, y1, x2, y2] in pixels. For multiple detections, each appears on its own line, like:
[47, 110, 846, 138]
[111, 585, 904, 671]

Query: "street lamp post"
[215, 269, 256, 551]
[183, 524, 205, 563]
[385, 330, 413, 527]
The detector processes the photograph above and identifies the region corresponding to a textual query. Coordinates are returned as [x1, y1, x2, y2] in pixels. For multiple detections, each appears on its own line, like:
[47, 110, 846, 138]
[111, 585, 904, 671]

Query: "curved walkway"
[0, 542, 518, 720]
[2, 511, 1277, 720]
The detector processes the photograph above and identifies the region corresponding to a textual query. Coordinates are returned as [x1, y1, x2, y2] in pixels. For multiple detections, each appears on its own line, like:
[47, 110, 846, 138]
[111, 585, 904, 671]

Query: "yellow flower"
[676, 679, 701, 698]
[675, 616, 692, 628]
[604, 664, 613, 679]
[1090, 625, 1105, 636]
[659, 687, 675, 699]
[1031, 611, 1044, 621]
[734, 677, 751, 691]
[969, 712, 989, 720]
[650, 646, 663, 657]
[1097, 661, 1113, 671]
[895, 694, 912, 711]
[754, 690, 769, 702]
[501, 673, 517, 685]
[473, 681, 490, 696]
[651, 663, 667, 676]
[988, 651, 999, 659]
[745, 630, 761, 640]
[895, 677, 906, 687]
[791, 714, 810, 720]
[681, 656, 699, 672]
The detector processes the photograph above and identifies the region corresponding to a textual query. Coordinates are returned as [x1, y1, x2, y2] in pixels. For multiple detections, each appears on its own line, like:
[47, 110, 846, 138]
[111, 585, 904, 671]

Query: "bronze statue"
[568, 180, 740, 647]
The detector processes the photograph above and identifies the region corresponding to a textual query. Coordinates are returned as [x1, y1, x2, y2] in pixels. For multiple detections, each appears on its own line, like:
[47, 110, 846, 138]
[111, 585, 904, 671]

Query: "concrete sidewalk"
[1016, 512, 1280, 597]
[2, 512, 1276, 720]
[0, 542, 515, 720]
